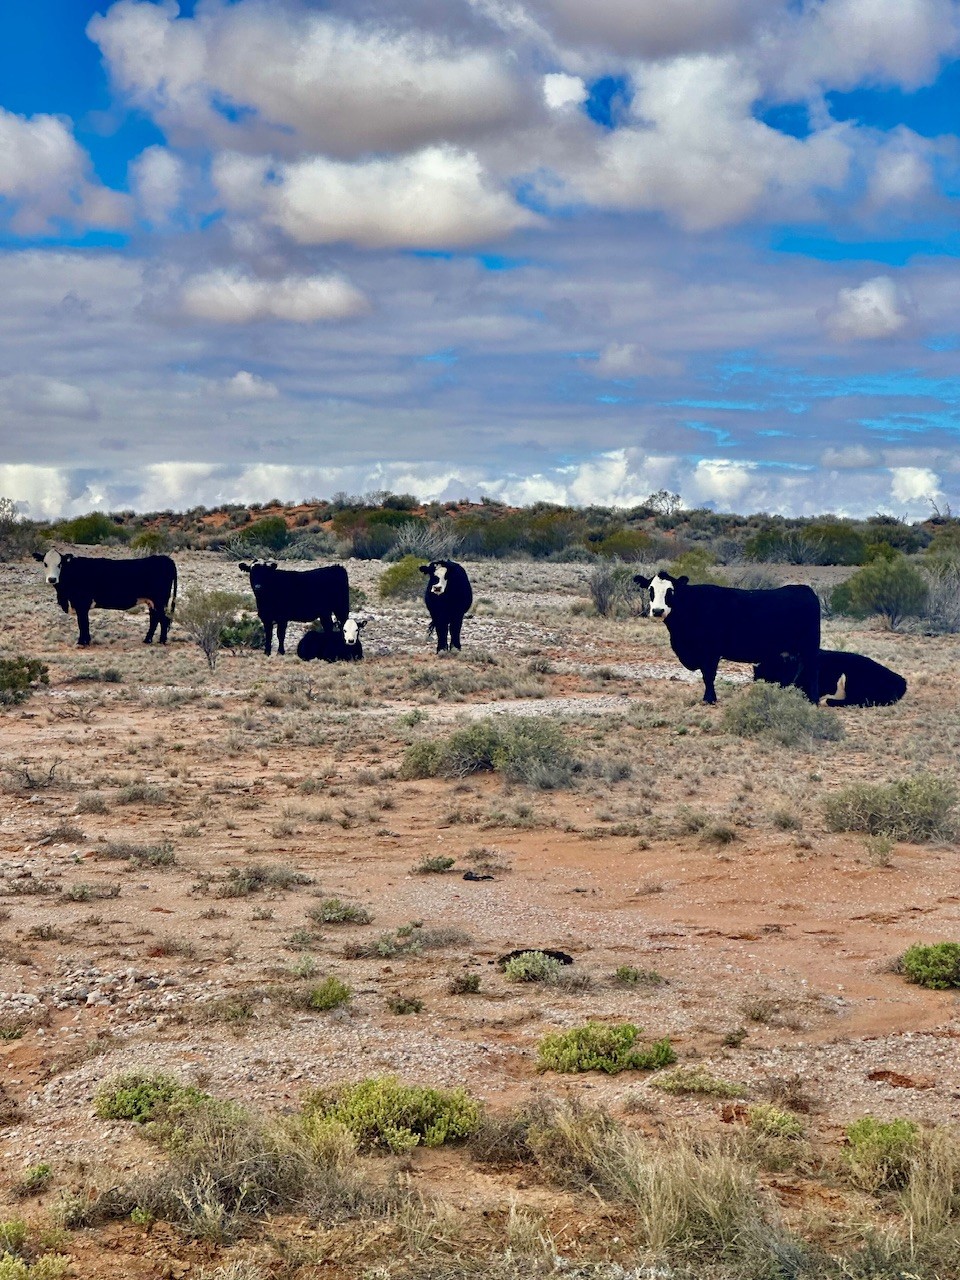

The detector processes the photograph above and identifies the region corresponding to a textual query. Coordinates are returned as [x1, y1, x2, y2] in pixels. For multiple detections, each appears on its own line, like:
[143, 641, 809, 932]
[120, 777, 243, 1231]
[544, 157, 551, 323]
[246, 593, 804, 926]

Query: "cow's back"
[670, 583, 819, 663]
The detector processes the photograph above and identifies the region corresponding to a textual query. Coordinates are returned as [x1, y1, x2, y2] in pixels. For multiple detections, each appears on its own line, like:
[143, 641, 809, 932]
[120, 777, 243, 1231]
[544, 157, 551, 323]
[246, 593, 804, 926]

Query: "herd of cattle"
[32, 550, 907, 708]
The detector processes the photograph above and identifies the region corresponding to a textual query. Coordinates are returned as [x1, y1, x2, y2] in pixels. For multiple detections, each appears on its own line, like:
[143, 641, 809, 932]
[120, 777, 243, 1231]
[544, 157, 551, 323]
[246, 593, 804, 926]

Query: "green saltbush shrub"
[721, 683, 843, 747]
[899, 942, 960, 990]
[845, 1116, 919, 1190]
[0, 658, 48, 707]
[537, 1022, 676, 1074]
[303, 1076, 481, 1154]
[379, 554, 428, 600]
[502, 951, 564, 983]
[401, 717, 579, 789]
[831, 555, 929, 629]
[94, 1073, 208, 1124]
[55, 511, 126, 545]
[824, 774, 957, 842]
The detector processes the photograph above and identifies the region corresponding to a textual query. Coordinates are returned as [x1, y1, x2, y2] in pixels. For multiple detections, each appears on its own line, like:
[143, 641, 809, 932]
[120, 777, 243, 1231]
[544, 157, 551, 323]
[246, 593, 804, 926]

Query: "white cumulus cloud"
[222, 370, 279, 400]
[131, 145, 185, 223]
[588, 342, 683, 378]
[0, 375, 98, 420]
[823, 275, 912, 341]
[179, 270, 370, 324]
[889, 465, 941, 505]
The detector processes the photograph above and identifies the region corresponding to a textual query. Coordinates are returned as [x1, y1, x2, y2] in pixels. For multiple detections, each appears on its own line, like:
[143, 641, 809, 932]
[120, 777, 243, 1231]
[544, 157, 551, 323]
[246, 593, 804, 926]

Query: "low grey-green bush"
[502, 951, 564, 983]
[379, 555, 428, 600]
[0, 658, 48, 708]
[537, 1023, 676, 1074]
[722, 683, 844, 747]
[831, 555, 929, 629]
[303, 1076, 481, 1154]
[845, 1116, 919, 1191]
[400, 717, 580, 789]
[824, 773, 957, 842]
[899, 942, 960, 989]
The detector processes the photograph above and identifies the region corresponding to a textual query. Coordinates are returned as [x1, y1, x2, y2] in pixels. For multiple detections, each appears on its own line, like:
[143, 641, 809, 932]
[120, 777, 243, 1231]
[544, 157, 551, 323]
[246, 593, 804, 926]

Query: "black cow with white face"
[420, 560, 473, 652]
[297, 615, 366, 662]
[634, 570, 820, 704]
[34, 549, 177, 647]
[754, 648, 906, 708]
[238, 560, 349, 656]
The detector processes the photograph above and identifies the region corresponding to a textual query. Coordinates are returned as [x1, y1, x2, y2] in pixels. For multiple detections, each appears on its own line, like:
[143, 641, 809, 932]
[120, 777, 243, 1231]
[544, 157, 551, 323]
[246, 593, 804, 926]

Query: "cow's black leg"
[276, 621, 287, 655]
[75, 605, 92, 647]
[450, 615, 463, 650]
[797, 653, 819, 703]
[263, 619, 274, 656]
[144, 609, 159, 644]
[436, 621, 451, 652]
[158, 610, 170, 644]
[700, 659, 719, 704]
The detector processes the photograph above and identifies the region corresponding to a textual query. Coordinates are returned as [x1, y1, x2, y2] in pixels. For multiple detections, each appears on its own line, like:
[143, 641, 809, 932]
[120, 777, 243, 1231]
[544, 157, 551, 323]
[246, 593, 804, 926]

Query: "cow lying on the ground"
[34, 549, 177, 647]
[634, 571, 820, 704]
[296, 616, 366, 662]
[754, 648, 907, 707]
[239, 560, 349, 656]
[420, 560, 473, 652]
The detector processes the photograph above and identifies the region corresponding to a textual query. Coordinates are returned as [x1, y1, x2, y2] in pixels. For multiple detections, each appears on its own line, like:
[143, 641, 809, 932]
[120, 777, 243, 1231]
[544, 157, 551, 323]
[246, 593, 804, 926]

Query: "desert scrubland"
[0, 552, 958, 1280]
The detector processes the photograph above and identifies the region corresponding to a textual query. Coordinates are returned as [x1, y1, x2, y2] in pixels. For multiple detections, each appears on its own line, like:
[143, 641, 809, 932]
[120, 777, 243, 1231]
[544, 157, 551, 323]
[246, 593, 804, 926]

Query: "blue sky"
[1, 0, 959, 518]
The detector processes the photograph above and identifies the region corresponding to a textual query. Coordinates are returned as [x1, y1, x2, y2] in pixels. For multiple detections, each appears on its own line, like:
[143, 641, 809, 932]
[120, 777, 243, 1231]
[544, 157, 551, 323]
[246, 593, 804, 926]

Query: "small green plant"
[386, 994, 424, 1014]
[447, 972, 481, 995]
[0, 1224, 27, 1254]
[307, 977, 352, 1010]
[412, 855, 456, 874]
[401, 717, 580, 789]
[831, 554, 929, 629]
[218, 613, 265, 653]
[845, 1116, 919, 1190]
[98, 840, 176, 867]
[303, 1076, 481, 1154]
[14, 1164, 52, 1197]
[536, 1023, 676, 1074]
[899, 942, 960, 990]
[216, 864, 312, 897]
[649, 1067, 746, 1099]
[94, 1073, 207, 1124]
[824, 774, 957, 842]
[612, 966, 664, 988]
[307, 898, 372, 925]
[722, 683, 843, 748]
[503, 951, 564, 983]
[0, 657, 48, 708]
[747, 1104, 804, 1138]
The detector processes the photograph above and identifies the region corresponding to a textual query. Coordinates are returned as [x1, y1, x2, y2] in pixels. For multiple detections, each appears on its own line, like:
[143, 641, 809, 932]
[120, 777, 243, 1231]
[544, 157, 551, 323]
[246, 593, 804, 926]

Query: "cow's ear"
[675, 575, 689, 588]
[358, 619, 368, 629]
[268, 561, 277, 569]
[633, 575, 650, 588]
[238, 563, 250, 572]
[32, 551, 44, 562]
[418, 565, 431, 575]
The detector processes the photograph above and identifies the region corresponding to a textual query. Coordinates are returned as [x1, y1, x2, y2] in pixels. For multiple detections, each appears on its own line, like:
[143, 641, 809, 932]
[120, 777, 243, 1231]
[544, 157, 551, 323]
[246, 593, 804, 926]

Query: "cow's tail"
[169, 562, 178, 616]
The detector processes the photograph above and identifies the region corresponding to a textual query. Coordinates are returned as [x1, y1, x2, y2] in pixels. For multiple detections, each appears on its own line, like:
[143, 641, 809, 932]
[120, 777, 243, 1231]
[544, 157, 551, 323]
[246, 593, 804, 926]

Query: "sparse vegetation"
[824, 773, 957, 841]
[0, 657, 48, 708]
[845, 1115, 920, 1190]
[537, 1023, 676, 1074]
[502, 951, 565, 983]
[899, 942, 960, 989]
[303, 1076, 481, 1154]
[307, 898, 372, 925]
[722, 682, 844, 747]
[649, 1067, 746, 1098]
[401, 717, 580, 789]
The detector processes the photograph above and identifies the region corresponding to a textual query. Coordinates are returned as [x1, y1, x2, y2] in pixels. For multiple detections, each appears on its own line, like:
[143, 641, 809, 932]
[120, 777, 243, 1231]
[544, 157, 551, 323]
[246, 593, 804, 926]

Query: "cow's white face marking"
[648, 573, 675, 619]
[41, 549, 63, 585]
[430, 564, 448, 595]
[343, 616, 362, 646]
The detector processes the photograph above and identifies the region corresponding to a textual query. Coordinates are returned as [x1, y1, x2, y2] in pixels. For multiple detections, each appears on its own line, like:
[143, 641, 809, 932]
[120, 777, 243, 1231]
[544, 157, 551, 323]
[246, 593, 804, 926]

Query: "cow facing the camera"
[634, 571, 820, 704]
[420, 560, 473, 652]
[754, 648, 906, 708]
[297, 615, 366, 662]
[34, 549, 177, 647]
[239, 560, 349, 656]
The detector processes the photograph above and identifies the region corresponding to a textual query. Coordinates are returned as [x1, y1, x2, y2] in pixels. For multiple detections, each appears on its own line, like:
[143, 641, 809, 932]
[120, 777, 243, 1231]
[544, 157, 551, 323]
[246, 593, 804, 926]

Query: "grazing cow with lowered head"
[754, 648, 906, 708]
[420, 560, 473, 652]
[634, 571, 820, 704]
[34, 549, 177, 647]
[296, 616, 366, 662]
[239, 560, 349, 656]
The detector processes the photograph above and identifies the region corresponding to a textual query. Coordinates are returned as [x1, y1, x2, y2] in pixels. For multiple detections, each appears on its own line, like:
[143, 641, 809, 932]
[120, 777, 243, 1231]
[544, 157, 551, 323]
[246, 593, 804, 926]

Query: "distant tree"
[645, 490, 682, 517]
[56, 512, 127, 545]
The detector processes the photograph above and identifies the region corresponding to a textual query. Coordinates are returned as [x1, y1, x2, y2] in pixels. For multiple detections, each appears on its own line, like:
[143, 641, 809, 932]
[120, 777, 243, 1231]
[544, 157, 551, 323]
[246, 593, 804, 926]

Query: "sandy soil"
[1, 551, 958, 1277]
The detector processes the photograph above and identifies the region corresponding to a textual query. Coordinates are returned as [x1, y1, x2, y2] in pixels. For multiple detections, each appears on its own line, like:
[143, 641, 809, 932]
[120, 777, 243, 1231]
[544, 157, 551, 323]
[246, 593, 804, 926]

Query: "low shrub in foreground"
[722, 683, 843, 747]
[899, 942, 960, 989]
[94, 1073, 208, 1124]
[307, 977, 352, 1010]
[401, 717, 580, 789]
[824, 773, 957, 842]
[649, 1067, 745, 1098]
[537, 1022, 676, 1074]
[845, 1116, 920, 1191]
[303, 1076, 481, 1153]
[502, 951, 564, 983]
[0, 658, 48, 708]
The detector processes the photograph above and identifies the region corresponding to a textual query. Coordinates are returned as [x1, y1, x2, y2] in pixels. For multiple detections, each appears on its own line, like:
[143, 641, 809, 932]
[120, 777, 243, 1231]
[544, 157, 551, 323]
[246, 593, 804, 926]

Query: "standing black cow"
[634, 571, 820, 704]
[754, 648, 906, 707]
[34, 549, 177, 647]
[420, 560, 473, 652]
[239, 560, 349, 656]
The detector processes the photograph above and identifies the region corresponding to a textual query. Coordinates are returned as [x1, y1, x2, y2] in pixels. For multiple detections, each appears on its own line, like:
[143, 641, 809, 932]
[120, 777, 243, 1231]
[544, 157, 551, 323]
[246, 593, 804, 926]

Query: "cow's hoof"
[142, 638, 153, 645]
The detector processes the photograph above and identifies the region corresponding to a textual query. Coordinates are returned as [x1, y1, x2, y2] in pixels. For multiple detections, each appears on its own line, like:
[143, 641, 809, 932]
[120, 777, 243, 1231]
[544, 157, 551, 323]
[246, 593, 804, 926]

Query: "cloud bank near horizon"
[1, 0, 959, 519]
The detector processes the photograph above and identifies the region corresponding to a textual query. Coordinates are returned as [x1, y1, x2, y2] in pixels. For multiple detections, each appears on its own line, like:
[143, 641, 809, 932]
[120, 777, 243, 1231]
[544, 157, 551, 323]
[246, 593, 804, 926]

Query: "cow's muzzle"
[651, 608, 665, 618]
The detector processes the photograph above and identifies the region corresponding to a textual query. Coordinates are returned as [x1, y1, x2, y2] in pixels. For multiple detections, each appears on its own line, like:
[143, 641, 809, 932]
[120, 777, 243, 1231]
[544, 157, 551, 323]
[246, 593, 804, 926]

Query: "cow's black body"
[296, 629, 362, 662]
[420, 560, 473, 652]
[239, 561, 349, 656]
[755, 648, 906, 707]
[635, 572, 820, 704]
[34, 552, 177, 647]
